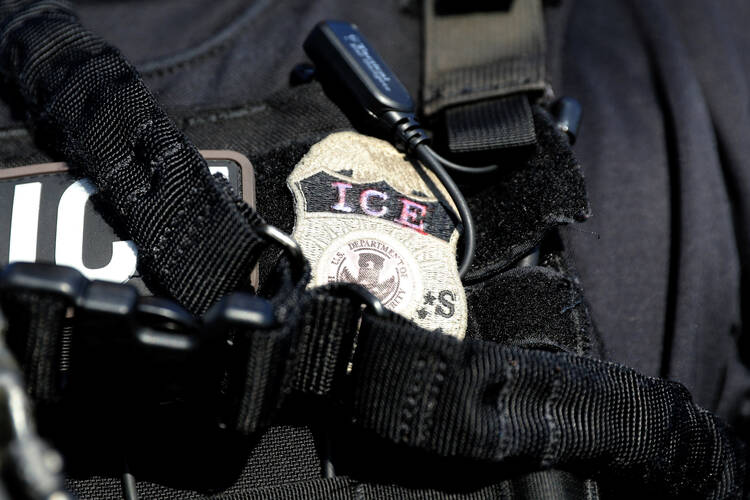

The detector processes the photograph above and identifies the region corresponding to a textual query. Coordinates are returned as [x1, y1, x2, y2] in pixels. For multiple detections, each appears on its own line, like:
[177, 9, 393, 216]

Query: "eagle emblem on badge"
[287, 131, 467, 338]
[339, 252, 397, 303]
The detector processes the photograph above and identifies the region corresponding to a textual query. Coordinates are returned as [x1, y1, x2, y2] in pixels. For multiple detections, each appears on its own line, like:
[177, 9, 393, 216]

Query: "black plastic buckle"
[204, 292, 278, 433]
[204, 292, 275, 330]
[133, 296, 203, 404]
[0, 262, 87, 301]
[73, 280, 206, 407]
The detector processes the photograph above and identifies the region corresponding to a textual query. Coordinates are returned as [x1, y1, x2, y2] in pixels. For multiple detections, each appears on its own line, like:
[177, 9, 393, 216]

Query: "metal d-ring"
[255, 225, 385, 317]
[255, 224, 306, 278]
[325, 282, 387, 318]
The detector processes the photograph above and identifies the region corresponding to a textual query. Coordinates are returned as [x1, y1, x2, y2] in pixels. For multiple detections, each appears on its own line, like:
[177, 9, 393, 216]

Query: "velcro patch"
[288, 132, 467, 338]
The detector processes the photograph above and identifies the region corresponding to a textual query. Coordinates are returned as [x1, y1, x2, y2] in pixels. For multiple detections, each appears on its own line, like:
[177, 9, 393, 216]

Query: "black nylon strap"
[220, 259, 312, 435]
[2, 292, 66, 403]
[349, 312, 745, 498]
[228, 287, 360, 434]
[254, 271, 744, 496]
[0, 263, 87, 404]
[224, 325, 292, 435]
[0, 0, 265, 315]
[444, 95, 536, 153]
[422, 0, 548, 153]
[0, 260, 743, 496]
[290, 290, 360, 397]
[509, 470, 598, 500]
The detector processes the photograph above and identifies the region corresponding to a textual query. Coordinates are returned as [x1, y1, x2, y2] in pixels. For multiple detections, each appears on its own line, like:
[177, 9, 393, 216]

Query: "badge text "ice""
[330, 181, 428, 234]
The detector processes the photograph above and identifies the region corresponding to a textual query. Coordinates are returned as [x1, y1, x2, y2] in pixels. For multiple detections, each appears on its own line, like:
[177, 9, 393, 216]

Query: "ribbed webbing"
[0, 260, 745, 497]
[350, 312, 746, 499]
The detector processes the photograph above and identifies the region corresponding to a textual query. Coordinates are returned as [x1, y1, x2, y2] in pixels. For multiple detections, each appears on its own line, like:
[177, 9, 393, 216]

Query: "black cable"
[413, 144, 476, 278]
[303, 21, 478, 278]
[423, 147, 499, 175]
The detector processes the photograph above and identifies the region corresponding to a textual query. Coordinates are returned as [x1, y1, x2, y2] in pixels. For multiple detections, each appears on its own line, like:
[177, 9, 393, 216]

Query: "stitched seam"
[141, 41, 233, 78]
[182, 104, 268, 127]
[495, 356, 516, 460]
[138, 0, 273, 78]
[541, 363, 563, 467]
[416, 356, 446, 447]
[399, 356, 425, 445]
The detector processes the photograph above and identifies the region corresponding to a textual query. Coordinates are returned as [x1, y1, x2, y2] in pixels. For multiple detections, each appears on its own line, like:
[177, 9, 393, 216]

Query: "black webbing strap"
[230, 271, 745, 497]
[0, 0, 265, 315]
[509, 470, 598, 500]
[218, 258, 360, 434]
[1, 291, 67, 404]
[0, 260, 744, 496]
[223, 322, 293, 435]
[348, 312, 745, 498]
[218, 259, 312, 435]
[444, 96, 536, 153]
[226, 288, 360, 434]
[422, 0, 548, 153]
[0, 264, 86, 404]
[290, 289, 361, 397]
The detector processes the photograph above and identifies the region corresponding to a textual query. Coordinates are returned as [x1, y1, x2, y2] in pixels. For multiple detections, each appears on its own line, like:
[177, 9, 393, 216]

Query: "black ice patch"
[299, 171, 457, 242]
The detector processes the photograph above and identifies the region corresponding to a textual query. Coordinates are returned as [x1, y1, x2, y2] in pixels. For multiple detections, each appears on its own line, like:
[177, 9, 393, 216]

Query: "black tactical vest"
[0, 1, 748, 499]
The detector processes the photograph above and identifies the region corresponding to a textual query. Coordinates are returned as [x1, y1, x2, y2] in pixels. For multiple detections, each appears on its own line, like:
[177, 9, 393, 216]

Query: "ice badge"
[287, 131, 466, 338]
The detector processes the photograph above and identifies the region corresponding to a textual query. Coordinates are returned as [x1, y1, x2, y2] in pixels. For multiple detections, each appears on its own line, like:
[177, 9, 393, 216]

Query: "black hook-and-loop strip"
[0, 0, 266, 315]
[0, 261, 745, 498]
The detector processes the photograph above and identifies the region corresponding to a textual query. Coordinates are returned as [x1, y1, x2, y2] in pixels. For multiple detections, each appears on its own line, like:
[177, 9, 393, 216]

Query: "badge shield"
[288, 132, 467, 338]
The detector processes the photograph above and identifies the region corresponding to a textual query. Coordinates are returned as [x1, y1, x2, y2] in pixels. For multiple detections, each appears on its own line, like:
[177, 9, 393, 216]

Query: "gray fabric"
[422, 0, 547, 115]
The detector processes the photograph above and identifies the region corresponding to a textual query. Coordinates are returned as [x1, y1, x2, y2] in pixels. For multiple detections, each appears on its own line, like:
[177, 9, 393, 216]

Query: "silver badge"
[287, 132, 467, 338]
